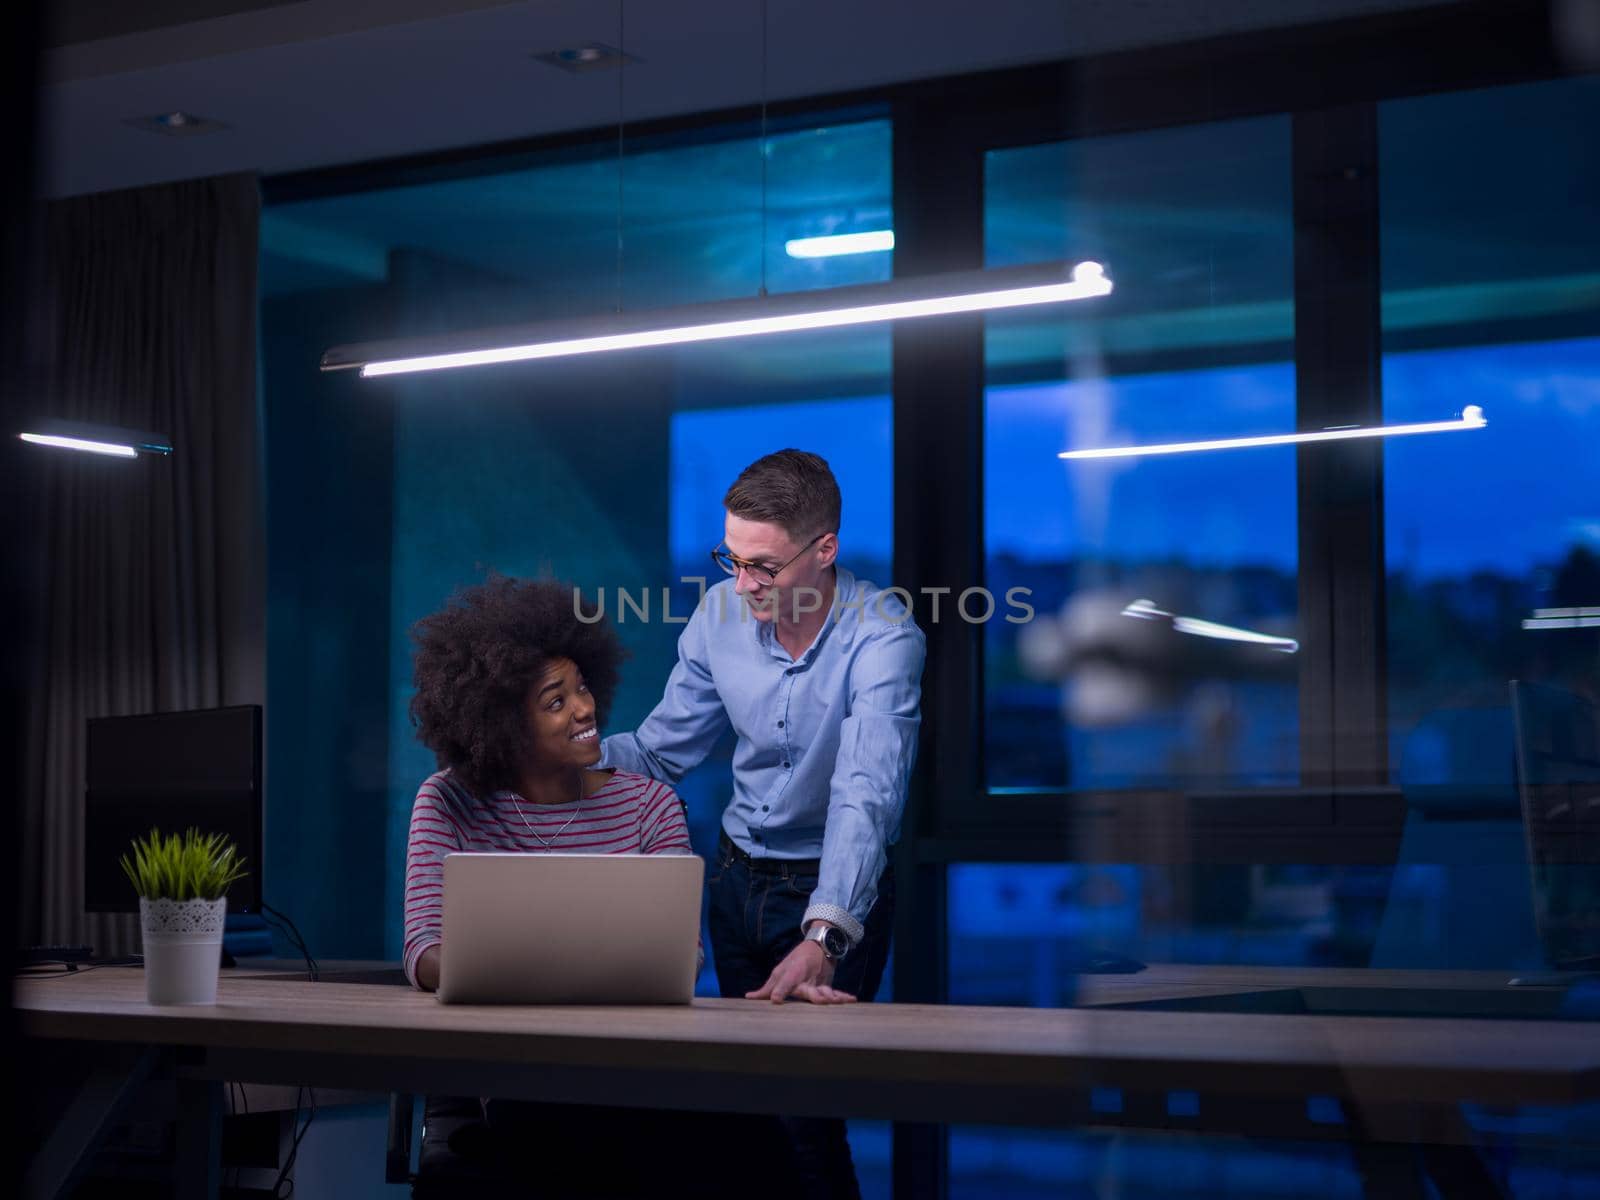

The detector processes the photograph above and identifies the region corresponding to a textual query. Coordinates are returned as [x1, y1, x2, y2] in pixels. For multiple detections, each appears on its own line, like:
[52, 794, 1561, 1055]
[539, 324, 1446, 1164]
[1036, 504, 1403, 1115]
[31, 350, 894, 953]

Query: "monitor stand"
[18, 944, 94, 968]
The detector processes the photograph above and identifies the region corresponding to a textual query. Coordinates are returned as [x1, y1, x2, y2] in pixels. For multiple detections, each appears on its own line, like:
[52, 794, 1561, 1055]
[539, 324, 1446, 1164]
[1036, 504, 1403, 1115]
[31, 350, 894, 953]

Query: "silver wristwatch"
[804, 922, 851, 961]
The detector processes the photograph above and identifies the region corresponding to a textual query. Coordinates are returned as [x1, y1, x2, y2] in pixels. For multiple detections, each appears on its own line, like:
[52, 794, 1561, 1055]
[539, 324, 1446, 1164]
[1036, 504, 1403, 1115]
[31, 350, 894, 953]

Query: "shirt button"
[777, 720, 784, 728]
[783, 761, 791, 769]
[762, 805, 769, 812]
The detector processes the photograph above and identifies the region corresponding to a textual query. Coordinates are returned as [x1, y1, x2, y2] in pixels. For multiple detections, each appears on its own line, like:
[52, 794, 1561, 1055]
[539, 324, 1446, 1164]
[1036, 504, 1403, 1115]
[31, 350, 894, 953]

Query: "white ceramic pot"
[140, 896, 227, 1005]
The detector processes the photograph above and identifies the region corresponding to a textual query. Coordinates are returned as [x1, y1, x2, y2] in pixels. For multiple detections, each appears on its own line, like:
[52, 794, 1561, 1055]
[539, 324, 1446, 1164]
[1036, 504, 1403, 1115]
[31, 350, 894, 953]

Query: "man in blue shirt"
[601, 449, 924, 1197]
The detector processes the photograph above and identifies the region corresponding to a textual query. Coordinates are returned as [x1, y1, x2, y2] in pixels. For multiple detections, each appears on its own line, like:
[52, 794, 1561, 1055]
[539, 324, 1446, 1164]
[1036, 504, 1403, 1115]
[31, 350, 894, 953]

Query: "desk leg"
[175, 1078, 224, 1200]
[22, 1045, 159, 1200]
[893, 1123, 947, 1200]
[1420, 1143, 1509, 1200]
[1347, 1104, 1508, 1200]
[1350, 1141, 1426, 1200]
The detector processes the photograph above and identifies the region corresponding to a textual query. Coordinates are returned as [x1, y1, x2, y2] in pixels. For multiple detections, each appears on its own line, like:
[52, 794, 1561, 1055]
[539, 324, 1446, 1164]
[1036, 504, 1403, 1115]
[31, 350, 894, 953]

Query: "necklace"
[512, 782, 584, 850]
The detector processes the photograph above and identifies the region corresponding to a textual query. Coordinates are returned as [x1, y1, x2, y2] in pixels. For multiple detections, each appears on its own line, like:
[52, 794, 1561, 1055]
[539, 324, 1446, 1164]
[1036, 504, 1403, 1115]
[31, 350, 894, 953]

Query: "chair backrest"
[1510, 680, 1600, 970]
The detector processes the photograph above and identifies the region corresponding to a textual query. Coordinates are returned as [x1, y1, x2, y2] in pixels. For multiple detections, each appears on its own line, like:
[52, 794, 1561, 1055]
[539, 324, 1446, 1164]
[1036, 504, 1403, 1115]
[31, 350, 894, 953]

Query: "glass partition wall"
[1376, 75, 1600, 974]
[936, 69, 1600, 1200]
[260, 40, 1599, 1200]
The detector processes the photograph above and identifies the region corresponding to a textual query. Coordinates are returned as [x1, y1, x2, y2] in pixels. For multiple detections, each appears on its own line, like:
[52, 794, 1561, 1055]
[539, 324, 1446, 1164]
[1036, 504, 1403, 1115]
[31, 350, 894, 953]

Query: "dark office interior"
[9, 1, 1600, 1197]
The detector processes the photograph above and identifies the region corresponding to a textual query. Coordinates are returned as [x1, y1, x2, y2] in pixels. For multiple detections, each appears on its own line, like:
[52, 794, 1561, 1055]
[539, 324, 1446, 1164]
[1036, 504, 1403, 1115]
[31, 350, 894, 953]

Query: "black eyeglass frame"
[710, 532, 827, 587]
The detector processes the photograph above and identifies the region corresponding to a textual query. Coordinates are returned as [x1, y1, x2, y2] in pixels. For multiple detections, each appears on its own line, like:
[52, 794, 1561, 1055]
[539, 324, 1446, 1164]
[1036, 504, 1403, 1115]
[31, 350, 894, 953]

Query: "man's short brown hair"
[722, 449, 841, 543]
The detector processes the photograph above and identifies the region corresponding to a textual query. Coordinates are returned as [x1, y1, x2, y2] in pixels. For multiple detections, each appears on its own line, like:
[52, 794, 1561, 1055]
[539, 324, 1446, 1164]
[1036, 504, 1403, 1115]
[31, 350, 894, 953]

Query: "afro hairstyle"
[408, 575, 624, 797]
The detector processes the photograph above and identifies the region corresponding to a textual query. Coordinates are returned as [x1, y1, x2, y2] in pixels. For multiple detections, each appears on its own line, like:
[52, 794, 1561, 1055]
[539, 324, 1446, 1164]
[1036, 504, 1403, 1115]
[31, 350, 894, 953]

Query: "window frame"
[890, 2, 1582, 869]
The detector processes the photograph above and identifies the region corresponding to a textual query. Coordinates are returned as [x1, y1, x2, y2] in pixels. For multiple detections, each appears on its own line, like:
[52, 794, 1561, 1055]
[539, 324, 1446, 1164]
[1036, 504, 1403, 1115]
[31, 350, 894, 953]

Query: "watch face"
[823, 927, 850, 958]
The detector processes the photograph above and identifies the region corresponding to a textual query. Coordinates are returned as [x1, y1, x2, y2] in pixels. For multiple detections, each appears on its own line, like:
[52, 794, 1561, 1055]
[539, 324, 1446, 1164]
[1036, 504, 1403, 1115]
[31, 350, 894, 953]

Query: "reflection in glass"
[1058, 403, 1484, 459]
[1510, 681, 1600, 977]
[786, 230, 895, 258]
[987, 368, 1299, 790]
[983, 116, 1296, 793]
[1378, 75, 1600, 976]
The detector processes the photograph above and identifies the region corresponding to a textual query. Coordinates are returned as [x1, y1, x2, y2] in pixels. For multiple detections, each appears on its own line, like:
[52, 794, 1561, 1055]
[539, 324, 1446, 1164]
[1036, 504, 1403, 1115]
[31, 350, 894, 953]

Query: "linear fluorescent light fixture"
[322, 260, 1111, 378]
[1522, 607, 1600, 630]
[1061, 405, 1486, 460]
[18, 419, 172, 459]
[785, 230, 895, 258]
[1124, 598, 1299, 653]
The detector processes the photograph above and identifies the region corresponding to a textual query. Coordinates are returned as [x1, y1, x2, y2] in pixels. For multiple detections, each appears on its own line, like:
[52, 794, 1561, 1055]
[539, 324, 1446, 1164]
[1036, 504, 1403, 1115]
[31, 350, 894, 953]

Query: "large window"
[983, 117, 1297, 794]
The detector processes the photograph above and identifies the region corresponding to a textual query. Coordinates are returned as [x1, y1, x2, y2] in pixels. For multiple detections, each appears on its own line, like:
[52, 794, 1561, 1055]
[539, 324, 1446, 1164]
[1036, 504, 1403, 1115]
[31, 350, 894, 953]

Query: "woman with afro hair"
[402, 574, 692, 993]
[400, 576, 797, 1197]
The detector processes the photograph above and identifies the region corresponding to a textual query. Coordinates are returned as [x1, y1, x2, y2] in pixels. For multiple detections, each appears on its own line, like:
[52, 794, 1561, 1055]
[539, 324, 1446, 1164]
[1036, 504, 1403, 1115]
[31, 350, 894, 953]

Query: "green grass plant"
[120, 828, 249, 901]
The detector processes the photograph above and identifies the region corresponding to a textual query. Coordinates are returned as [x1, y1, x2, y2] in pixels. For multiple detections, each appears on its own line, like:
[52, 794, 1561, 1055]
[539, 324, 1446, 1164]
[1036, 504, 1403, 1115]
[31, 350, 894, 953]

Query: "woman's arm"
[404, 776, 465, 989]
[636, 780, 703, 971]
[638, 779, 693, 854]
[415, 944, 442, 992]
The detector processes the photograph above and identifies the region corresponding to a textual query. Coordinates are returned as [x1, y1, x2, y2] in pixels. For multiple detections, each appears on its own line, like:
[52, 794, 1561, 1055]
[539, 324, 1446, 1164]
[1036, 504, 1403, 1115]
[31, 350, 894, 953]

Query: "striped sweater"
[403, 768, 693, 988]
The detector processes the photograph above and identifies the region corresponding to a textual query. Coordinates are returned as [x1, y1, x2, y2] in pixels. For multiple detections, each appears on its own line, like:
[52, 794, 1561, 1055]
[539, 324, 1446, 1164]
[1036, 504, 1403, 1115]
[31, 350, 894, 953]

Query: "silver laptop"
[437, 852, 704, 1005]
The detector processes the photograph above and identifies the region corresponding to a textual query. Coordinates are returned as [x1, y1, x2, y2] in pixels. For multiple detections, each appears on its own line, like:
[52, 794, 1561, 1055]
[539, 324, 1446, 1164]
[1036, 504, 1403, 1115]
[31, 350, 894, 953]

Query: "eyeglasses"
[711, 532, 826, 587]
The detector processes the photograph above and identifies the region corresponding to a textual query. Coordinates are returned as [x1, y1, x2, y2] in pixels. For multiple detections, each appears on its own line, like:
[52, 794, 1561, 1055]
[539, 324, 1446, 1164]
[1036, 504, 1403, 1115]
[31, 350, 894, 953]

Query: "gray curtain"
[20, 173, 265, 955]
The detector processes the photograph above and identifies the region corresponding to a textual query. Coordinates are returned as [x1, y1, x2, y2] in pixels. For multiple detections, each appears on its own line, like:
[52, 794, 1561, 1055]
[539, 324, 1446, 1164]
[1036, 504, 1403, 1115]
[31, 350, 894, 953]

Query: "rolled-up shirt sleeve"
[600, 598, 730, 785]
[803, 623, 925, 944]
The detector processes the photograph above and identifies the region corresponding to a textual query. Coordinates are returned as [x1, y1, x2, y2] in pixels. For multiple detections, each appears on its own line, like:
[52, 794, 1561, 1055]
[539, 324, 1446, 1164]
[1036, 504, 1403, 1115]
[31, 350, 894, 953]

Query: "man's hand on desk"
[746, 925, 857, 1005]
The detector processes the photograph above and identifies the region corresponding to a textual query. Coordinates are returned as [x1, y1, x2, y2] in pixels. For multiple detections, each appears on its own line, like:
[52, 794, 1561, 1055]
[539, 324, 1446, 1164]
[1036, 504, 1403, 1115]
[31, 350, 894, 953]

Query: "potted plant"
[121, 828, 248, 1005]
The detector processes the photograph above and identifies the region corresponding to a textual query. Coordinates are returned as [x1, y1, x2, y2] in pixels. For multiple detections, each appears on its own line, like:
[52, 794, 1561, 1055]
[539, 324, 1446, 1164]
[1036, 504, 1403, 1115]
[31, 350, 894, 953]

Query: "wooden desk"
[18, 964, 1599, 1199]
[1076, 963, 1589, 1018]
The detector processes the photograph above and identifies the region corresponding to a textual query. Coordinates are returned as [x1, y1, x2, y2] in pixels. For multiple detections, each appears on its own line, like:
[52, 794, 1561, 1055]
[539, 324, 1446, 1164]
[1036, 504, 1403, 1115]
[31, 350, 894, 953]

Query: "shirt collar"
[755, 565, 854, 665]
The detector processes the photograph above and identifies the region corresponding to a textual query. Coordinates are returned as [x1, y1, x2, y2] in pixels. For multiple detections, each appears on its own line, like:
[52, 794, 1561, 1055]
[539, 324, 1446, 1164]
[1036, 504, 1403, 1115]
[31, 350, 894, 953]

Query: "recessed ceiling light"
[532, 42, 639, 73]
[124, 111, 229, 137]
[786, 231, 896, 258]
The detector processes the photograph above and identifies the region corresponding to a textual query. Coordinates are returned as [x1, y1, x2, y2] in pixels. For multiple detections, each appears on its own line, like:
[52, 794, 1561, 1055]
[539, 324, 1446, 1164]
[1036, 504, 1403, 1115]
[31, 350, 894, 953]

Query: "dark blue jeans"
[707, 832, 896, 1200]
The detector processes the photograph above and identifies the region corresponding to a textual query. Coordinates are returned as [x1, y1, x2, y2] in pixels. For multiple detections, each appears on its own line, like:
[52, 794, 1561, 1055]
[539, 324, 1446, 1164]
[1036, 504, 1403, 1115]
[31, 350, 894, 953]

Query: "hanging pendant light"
[322, 260, 1113, 377]
[323, 0, 1112, 380]
[18, 418, 173, 458]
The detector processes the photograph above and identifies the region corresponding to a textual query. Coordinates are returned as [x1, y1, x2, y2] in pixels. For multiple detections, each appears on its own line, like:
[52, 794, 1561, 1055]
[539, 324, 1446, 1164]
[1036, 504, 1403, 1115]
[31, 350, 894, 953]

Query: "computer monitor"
[84, 705, 262, 914]
[1510, 681, 1600, 972]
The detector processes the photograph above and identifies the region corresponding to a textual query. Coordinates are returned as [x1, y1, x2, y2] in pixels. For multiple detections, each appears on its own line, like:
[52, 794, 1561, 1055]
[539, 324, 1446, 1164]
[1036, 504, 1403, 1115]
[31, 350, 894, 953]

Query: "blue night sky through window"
[1385, 336, 1600, 581]
[987, 362, 1299, 571]
[665, 336, 1598, 586]
[670, 396, 893, 574]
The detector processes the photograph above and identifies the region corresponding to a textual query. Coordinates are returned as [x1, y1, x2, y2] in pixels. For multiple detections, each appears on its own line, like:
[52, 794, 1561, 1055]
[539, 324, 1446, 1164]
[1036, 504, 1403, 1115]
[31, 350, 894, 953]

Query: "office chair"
[388, 1092, 529, 1198]
[386, 1092, 412, 1186]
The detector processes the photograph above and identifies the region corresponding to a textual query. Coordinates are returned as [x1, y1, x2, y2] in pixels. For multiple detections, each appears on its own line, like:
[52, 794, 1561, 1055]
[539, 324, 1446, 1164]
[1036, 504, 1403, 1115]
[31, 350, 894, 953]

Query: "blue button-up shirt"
[600, 567, 925, 943]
